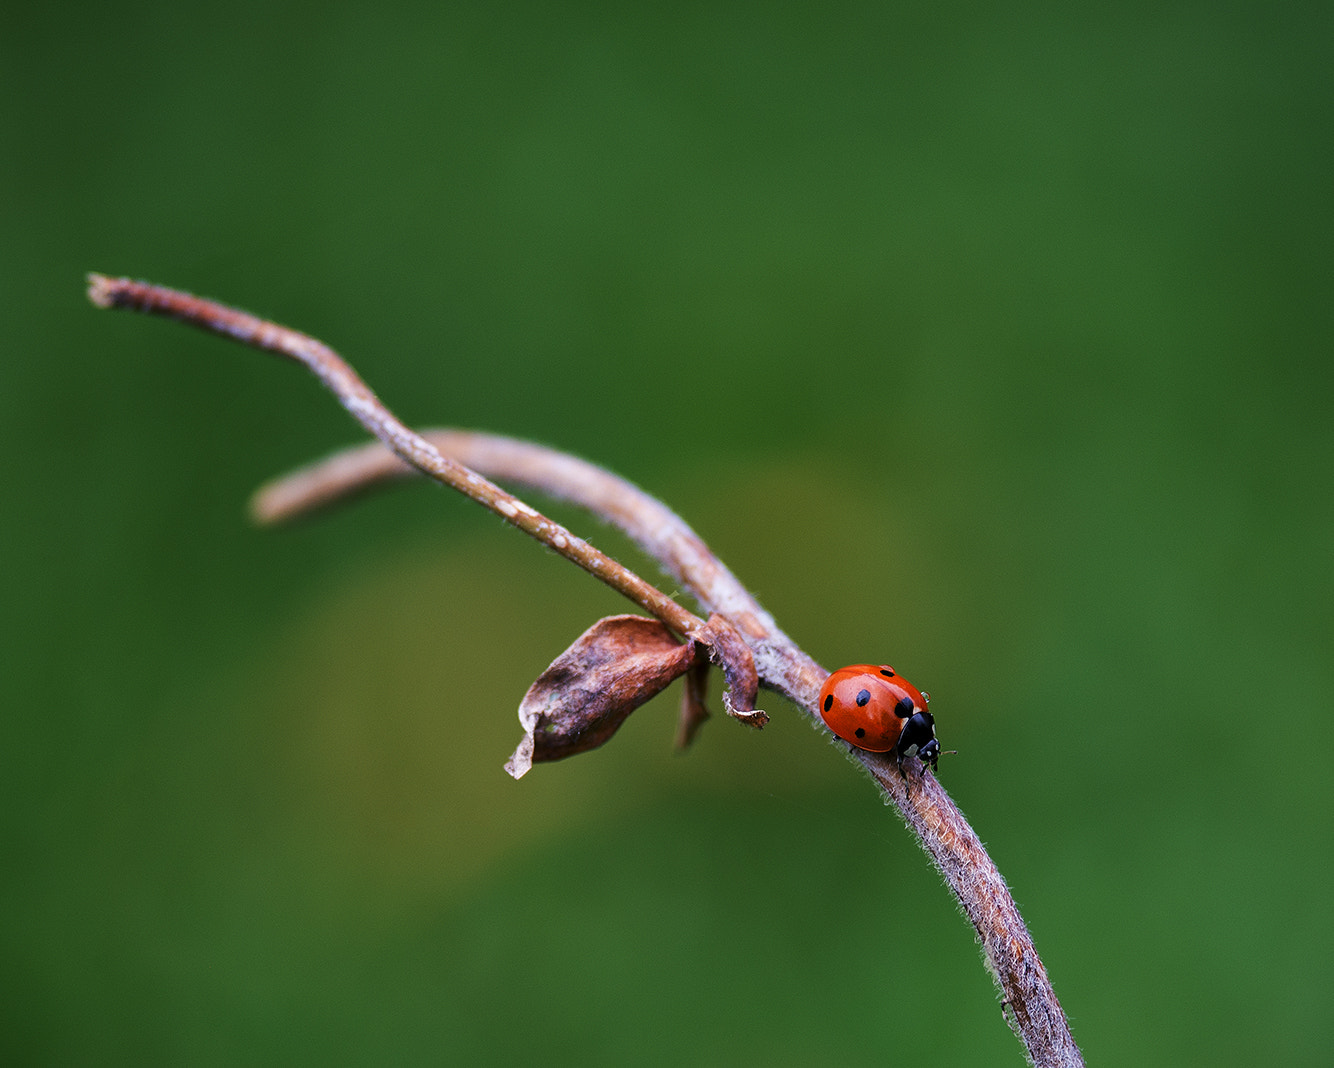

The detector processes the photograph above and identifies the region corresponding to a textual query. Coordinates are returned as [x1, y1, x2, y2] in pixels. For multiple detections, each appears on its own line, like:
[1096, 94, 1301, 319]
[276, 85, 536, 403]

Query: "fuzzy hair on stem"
[89, 274, 1082, 1067]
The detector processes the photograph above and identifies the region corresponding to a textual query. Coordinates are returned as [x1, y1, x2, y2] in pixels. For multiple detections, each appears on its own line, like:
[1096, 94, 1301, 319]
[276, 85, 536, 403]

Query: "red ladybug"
[818, 664, 942, 771]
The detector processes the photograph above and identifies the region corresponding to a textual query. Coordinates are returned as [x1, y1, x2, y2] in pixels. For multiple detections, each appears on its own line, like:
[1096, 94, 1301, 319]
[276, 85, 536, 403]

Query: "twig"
[89, 275, 1082, 1067]
[251, 431, 785, 648]
[86, 275, 700, 640]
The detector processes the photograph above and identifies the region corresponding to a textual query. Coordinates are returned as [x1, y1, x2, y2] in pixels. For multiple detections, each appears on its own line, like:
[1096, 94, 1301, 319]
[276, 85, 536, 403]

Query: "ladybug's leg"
[895, 734, 910, 781]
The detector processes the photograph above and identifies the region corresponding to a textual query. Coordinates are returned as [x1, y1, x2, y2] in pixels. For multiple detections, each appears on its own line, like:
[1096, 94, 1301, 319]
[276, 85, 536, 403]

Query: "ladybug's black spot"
[823, 694, 834, 712]
[879, 668, 895, 677]
[856, 689, 871, 707]
[895, 696, 914, 717]
[855, 727, 866, 738]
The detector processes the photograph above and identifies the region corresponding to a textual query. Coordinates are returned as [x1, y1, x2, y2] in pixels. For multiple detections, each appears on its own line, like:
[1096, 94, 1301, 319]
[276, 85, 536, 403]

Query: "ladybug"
[818, 664, 943, 772]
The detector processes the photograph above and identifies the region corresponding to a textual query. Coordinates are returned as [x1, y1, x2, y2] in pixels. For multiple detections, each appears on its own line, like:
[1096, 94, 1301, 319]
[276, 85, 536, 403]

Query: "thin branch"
[89, 275, 1082, 1067]
[86, 274, 700, 641]
[251, 431, 784, 647]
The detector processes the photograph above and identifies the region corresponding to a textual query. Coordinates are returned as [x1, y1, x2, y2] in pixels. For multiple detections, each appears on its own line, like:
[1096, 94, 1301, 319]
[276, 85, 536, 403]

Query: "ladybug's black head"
[897, 709, 942, 772]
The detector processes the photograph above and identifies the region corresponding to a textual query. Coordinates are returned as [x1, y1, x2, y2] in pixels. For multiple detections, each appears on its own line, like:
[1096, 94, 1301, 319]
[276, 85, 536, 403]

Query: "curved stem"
[254, 431, 1082, 1068]
[89, 276, 1081, 1067]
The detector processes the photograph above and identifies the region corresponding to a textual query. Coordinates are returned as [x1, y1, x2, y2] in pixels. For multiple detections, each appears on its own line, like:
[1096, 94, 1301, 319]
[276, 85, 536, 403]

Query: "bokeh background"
[4, 2, 1331, 1064]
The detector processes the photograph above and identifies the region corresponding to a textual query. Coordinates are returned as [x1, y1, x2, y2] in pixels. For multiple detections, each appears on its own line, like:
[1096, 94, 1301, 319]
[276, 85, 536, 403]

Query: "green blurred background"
[3, 2, 1331, 1064]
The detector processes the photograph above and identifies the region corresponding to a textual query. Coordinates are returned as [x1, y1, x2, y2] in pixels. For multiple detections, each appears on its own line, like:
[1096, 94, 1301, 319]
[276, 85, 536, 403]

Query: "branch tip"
[86, 272, 117, 308]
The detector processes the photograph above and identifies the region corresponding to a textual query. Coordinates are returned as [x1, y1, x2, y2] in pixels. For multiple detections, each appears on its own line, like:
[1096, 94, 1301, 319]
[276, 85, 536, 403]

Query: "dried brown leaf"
[675, 657, 711, 750]
[504, 615, 695, 779]
[696, 614, 767, 728]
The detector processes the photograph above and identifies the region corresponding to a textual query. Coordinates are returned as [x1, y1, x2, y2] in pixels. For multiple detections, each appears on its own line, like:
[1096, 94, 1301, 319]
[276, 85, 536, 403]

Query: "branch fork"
[88, 274, 1082, 1067]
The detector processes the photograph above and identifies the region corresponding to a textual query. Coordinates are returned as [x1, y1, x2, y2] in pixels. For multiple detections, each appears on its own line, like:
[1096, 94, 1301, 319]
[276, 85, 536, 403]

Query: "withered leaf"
[675, 656, 711, 751]
[696, 614, 767, 728]
[504, 615, 696, 779]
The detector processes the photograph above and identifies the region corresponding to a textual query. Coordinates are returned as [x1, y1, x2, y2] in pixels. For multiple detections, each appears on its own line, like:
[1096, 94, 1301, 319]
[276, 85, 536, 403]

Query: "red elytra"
[818, 664, 941, 769]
